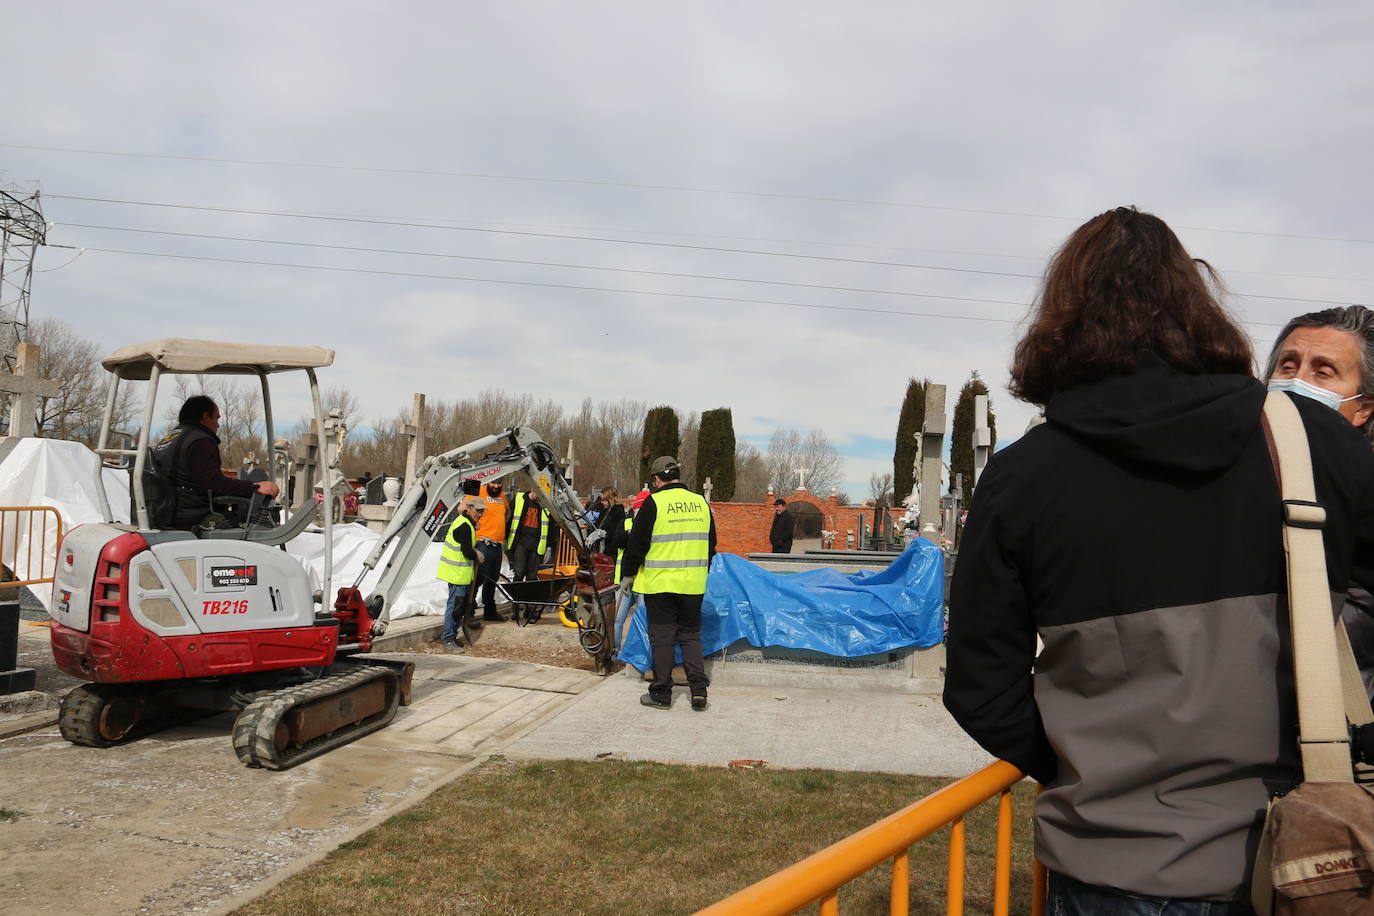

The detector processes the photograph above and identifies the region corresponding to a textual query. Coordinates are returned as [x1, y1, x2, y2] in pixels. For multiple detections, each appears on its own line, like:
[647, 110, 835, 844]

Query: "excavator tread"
[58, 682, 199, 747]
[58, 684, 120, 747]
[231, 664, 401, 771]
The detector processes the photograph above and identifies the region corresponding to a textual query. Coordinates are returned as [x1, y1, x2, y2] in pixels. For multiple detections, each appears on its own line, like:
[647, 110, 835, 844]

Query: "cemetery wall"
[707, 489, 889, 556]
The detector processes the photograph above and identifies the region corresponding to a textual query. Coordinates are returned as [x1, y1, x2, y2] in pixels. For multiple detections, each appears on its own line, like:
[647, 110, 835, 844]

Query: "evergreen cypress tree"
[638, 406, 680, 486]
[950, 372, 997, 506]
[892, 378, 926, 503]
[696, 408, 736, 500]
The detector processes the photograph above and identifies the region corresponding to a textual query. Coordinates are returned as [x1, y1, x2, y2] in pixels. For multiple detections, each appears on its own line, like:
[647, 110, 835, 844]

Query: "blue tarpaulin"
[616, 539, 945, 672]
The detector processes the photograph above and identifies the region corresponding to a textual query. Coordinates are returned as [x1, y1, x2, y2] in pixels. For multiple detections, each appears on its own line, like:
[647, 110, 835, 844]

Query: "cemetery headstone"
[0, 595, 35, 694]
[919, 383, 947, 535]
[973, 394, 991, 485]
[402, 393, 426, 497]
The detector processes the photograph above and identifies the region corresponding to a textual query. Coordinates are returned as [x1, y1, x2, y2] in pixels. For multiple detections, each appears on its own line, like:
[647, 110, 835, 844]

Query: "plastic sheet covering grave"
[617, 539, 945, 672]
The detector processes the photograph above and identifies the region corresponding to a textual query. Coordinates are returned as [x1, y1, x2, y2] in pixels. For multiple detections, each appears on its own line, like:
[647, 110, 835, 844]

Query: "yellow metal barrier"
[696, 761, 1043, 916]
[0, 505, 63, 589]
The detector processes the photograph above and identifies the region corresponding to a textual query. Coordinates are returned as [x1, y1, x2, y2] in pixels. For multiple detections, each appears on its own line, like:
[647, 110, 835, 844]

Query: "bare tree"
[869, 472, 894, 506]
[322, 385, 363, 431]
[678, 410, 700, 492]
[161, 375, 264, 468]
[765, 428, 844, 496]
[24, 317, 134, 445]
[733, 441, 770, 501]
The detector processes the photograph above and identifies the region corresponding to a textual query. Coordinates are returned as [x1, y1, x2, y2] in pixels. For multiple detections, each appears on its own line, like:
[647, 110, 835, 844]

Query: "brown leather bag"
[1253, 393, 1374, 914]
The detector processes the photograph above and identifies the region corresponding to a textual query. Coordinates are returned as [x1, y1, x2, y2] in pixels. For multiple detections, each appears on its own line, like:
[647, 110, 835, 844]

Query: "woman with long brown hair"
[944, 207, 1374, 913]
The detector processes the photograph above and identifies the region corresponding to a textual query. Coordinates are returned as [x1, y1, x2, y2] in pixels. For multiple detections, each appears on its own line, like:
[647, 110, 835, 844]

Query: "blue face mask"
[1267, 377, 1363, 411]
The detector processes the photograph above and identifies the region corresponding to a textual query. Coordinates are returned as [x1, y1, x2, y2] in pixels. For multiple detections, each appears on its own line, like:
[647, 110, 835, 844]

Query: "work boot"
[481, 610, 505, 622]
[640, 692, 671, 710]
[690, 694, 709, 712]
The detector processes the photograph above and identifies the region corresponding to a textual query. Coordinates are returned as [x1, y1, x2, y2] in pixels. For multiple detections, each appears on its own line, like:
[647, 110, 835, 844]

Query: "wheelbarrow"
[495, 566, 577, 626]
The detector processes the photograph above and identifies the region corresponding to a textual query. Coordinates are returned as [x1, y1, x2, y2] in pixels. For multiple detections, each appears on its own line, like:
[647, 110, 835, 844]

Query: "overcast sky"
[5, 1, 1372, 497]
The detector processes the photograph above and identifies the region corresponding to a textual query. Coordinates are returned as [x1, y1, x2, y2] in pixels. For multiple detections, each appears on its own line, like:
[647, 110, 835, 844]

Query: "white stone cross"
[0, 343, 60, 438]
[796, 466, 810, 490]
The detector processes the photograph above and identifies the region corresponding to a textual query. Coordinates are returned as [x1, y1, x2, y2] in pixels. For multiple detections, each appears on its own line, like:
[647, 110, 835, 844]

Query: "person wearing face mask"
[943, 208, 1374, 911]
[1265, 305, 1374, 700]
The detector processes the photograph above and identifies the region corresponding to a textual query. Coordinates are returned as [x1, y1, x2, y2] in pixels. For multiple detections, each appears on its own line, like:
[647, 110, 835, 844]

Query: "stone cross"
[0, 343, 59, 438]
[973, 394, 991, 486]
[796, 467, 810, 490]
[919, 383, 947, 535]
[702, 476, 713, 503]
[322, 408, 347, 470]
[402, 393, 427, 495]
[290, 428, 320, 508]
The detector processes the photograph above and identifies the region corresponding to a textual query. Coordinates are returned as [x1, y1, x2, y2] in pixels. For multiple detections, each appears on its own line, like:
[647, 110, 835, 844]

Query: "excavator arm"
[355, 427, 609, 639]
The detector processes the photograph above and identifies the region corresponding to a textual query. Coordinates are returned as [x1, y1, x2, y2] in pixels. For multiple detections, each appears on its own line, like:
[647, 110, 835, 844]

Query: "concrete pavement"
[507, 670, 992, 776]
[0, 614, 990, 915]
[0, 650, 600, 916]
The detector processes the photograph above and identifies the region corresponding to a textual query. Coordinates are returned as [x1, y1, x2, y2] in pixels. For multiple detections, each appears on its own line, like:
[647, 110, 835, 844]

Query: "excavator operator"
[155, 395, 280, 530]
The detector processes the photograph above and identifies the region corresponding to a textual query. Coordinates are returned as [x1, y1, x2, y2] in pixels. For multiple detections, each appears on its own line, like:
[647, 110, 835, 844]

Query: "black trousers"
[644, 592, 709, 699]
[476, 540, 504, 614]
[509, 539, 541, 581]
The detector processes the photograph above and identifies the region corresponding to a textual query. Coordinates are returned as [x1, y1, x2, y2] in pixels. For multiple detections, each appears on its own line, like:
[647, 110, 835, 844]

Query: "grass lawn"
[236, 757, 1036, 916]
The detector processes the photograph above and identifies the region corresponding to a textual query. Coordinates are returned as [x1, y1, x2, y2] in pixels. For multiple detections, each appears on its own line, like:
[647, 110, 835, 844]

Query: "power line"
[69, 243, 1296, 330]
[45, 193, 1374, 286]
[74, 246, 1022, 324]
[56, 220, 1362, 309]
[59, 222, 1034, 308]
[14, 143, 1374, 245]
[45, 194, 1044, 280]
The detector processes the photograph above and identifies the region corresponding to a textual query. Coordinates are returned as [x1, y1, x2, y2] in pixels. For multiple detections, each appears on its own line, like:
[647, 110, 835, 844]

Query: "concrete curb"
[0, 708, 58, 739]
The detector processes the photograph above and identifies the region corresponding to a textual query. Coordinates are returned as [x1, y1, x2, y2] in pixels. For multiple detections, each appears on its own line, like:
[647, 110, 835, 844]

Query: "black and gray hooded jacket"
[944, 360, 1374, 901]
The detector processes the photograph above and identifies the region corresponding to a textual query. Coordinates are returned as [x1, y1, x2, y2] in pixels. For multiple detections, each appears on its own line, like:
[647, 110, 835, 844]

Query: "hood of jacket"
[1044, 359, 1265, 474]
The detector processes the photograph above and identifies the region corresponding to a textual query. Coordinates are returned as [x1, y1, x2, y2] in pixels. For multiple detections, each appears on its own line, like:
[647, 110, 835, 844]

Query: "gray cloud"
[6, 0, 1373, 495]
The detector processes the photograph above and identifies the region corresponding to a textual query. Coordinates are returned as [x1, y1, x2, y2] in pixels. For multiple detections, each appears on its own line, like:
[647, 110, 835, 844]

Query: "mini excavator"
[50, 339, 617, 769]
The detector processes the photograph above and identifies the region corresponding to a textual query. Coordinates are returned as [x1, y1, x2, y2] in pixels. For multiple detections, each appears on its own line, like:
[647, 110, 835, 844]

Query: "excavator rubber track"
[59, 682, 209, 748]
[231, 664, 403, 770]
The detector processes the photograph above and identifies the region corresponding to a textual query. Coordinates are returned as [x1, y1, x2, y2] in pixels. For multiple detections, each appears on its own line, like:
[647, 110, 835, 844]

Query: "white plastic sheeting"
[0, 439, 129, 607]
[0, 438, 448, 620]
[284, 524, 450, 621]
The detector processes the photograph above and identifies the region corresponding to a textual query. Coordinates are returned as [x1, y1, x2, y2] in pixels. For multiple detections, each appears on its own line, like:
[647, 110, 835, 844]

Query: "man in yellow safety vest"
[505, 487, 551, 581]
[436, 496, 485, 651]
[620, 456, 716, 711]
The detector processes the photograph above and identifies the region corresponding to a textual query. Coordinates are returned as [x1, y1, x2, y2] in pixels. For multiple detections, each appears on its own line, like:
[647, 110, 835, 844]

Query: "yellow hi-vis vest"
[437, 514, 476, 585]
[614, 513, 633, 581]
[633, 489, 711, 595]
[505, 492, 549, 554]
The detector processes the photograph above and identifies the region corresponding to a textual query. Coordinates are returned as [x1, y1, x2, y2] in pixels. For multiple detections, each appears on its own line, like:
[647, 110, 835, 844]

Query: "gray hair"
[1264, 305, 1374, 445]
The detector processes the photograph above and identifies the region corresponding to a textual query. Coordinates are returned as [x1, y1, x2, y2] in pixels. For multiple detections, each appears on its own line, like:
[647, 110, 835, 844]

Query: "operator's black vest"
[150, 423, 217, 527]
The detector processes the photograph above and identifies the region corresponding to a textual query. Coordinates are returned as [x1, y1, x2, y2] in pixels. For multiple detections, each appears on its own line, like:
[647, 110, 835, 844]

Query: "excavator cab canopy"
[101, 338, 335, 379]
[90, 338, 345, 599]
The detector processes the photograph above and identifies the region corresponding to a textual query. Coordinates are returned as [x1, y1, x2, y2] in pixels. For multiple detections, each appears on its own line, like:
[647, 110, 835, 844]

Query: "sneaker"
[639, 693, 671, 710]
[439, 638, 464, 653]
[690, 694, 709, 712]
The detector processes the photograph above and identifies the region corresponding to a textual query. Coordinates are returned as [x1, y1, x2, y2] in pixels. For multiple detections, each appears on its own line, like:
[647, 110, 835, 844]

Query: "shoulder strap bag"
[1253, 391, 1374, 915]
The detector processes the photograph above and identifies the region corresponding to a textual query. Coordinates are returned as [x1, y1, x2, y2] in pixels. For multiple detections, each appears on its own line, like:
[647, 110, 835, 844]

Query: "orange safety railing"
[555, 530, 578, 570]
[0, 505, 63, 589]
[696, 761, 1043, 916]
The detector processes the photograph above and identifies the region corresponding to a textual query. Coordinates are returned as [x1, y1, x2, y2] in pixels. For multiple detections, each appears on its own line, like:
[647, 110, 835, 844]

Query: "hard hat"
[632, 489, 650, 510]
